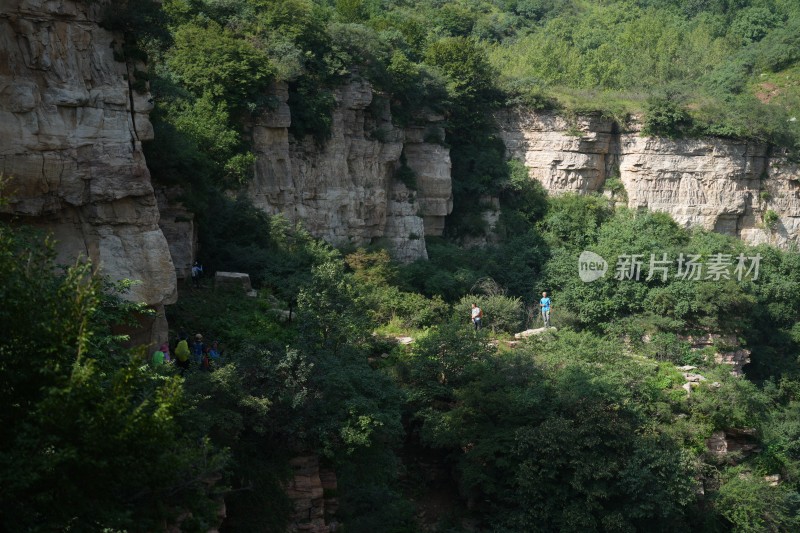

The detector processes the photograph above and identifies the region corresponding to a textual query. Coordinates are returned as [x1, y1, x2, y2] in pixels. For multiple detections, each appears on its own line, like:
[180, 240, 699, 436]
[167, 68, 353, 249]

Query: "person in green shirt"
[151, 348, 165, 366]
[174, 334, 191, 371]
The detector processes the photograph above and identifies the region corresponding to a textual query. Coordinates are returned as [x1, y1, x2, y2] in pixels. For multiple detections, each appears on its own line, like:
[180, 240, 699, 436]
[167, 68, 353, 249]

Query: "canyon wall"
[2, 0, 798, 351]
[0, 0, 174, 345]
[248, 80, 452, 262]
[497, 108, 800, 248]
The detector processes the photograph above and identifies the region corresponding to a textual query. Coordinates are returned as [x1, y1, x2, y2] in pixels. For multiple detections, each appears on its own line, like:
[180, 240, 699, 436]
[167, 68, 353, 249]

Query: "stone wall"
[496, 108, 800, 248]
[0, 0, 175, 345]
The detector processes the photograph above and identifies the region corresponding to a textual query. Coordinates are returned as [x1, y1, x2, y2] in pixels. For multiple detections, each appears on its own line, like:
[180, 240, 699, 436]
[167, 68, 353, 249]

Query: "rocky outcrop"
[681, 333, 751, 376]
[514, 326, 558, 339]
[618, 130, 771, 244]
[498, 110, 616, 194]
[213, 271, 255, 296]
[706, 428, 760, 462]
[0, 0, 175, 344]
[496, 108, 800, 248]
[286, 455, 338, 533]
[248, 80, 452, 262]
[156, 186, 196, 281]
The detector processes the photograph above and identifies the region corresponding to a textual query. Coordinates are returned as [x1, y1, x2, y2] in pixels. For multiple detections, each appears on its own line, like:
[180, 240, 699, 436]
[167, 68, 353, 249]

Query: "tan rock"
[248, 78, 452, 262]
[0, 0, 175, 346]
[214, 272, 253, 293]
[705, 428, 760, 462]
[514, 326, 557, 339]
[286, 456, 337, 533]
[496, 108, 800, 249]
[156, 187, 196, 280]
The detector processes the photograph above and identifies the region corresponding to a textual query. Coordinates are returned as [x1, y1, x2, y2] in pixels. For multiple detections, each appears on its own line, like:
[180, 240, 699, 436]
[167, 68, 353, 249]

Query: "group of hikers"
[151, 332, 223, 372]
[151, 290, 550, 367]
[470, 291, 552, 331]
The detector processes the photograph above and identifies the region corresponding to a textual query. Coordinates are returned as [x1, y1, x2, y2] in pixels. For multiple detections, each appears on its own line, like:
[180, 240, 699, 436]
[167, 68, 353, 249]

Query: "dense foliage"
[9, 182, 800, 529]
[9, 0, 800, 530]
[0, 222, 226, 531]
[126, 0, 800, 199]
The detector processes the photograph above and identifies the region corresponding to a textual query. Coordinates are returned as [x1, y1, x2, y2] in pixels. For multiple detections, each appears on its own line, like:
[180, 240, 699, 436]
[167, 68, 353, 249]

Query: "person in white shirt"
[471, 303, 482, 331]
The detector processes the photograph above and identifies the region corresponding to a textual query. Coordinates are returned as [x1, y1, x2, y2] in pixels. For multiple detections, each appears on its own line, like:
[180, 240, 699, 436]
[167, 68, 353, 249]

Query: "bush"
[642, 93, 692, 138]
[0, 222, 226, 531]
[715, 468, 800, 532]
[454, 294, 525, 333]
[764, 209, 780, 230]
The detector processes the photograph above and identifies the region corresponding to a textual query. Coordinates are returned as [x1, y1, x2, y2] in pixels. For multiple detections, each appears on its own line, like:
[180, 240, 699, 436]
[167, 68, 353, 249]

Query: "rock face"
[248, 80, 452, 262]
[706, 428, 760, 461]
[497, 108, 800, 248]
[156, 186, 196, 282]
[681, 333, 751, 376]
[497, 110, 616, 194]
[286, 455, 338, 533]
[213, 271, 253, 294]
[0, 0, 175, 344]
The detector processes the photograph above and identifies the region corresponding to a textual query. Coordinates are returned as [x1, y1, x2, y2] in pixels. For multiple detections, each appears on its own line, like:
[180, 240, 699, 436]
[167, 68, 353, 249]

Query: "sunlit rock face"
[497, 108, 800, 248]
[0, 0, 175, 344]
[248, 79, 452, 262]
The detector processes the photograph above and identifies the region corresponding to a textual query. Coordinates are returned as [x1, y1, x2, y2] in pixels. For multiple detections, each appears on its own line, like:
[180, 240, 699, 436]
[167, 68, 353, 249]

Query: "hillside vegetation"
[5, 189, 800, 531]
[115, 0, 800, 200]
[3, 0, 800, 531]
[107, 0, 800, 235]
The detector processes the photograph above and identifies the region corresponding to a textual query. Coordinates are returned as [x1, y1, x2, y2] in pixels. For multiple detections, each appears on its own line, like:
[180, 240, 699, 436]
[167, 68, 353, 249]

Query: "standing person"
[160, 342, 171, 363]
[174, 333, 191, 372]
[209, 340, 222, 364]
[200, 346, 212, 371]
[191, 260, 203, 289]
[539, 291, 552, 327]
[471, 302, 483, 331]
[191, 334, 205, 365]
[151, 346, 165, 367]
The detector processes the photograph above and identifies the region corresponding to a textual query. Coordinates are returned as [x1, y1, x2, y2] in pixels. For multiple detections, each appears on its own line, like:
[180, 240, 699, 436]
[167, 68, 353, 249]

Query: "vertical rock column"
[249, 79, 445, 262]
[0, 0, 176, 346]
[286, 455, 336, 533]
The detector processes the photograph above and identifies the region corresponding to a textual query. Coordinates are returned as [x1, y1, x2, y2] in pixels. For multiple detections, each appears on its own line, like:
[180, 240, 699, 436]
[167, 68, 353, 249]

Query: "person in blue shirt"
[539, 291, 552, 327]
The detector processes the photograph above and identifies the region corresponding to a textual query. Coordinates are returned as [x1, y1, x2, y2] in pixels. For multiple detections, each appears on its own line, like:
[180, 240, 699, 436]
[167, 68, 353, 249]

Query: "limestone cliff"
[496, 108, 800, 248]
[248, 80, 452, 262]
[0, 0, 174, 345]
[3, 0, 797, 350]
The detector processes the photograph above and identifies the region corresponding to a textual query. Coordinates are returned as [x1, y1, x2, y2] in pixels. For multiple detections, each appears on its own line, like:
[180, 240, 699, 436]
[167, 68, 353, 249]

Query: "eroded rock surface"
[286, 455, 338, 533]
[248, 80, 452, 262]
[497, 108, 800, 248]
[0, 0, 175, 344]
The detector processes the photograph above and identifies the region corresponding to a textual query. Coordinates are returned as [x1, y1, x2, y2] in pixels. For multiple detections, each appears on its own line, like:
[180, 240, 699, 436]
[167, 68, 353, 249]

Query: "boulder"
[514, 326, 557, 339]
[213, 272, 253, 293]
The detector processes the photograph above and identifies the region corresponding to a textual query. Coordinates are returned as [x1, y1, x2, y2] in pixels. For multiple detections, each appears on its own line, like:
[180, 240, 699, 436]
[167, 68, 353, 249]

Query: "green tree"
[715, 467, 800, 532]
[0, 223, 225, 531]
[167, 20, 274, 113]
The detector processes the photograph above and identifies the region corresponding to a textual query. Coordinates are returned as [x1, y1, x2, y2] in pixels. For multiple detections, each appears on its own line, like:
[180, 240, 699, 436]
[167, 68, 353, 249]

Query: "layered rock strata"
[248, 80, 452, 262]
[497, 108, 800, 248]
[286, 455, 338, 533]
[0, 0, 175, 344]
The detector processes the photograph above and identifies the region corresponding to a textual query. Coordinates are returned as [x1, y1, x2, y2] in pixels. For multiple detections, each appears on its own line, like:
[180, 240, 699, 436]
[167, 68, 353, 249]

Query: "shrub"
[764, 209, 780, 230]
[715, 468, 800, 532]
[642, 93, 692, 138]
[454, 294, 525, 333]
